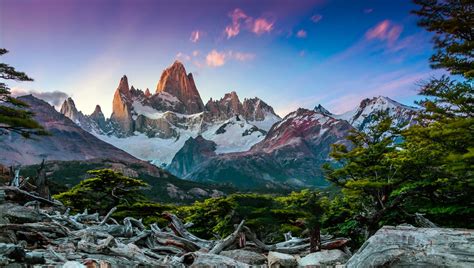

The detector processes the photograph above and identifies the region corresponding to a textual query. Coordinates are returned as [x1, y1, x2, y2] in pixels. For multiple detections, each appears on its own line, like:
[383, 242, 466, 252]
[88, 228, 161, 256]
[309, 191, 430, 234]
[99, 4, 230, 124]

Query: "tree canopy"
[0, 49, 48, 138]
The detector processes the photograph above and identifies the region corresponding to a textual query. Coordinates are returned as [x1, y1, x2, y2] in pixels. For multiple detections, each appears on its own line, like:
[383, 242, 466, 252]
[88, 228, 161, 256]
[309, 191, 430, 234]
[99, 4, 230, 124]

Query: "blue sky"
[0, 0, 438, 116]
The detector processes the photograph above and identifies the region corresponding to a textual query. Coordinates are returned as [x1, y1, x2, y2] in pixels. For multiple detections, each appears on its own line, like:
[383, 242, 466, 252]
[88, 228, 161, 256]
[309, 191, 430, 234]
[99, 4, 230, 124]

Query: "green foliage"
[176, 191, 326, 243]
[323, 112, 412, 237]
[54, 169, 149, 214]
[412, 0, 474, 78]
[0, 49, 48, 138]
[114, 201, 176, 227]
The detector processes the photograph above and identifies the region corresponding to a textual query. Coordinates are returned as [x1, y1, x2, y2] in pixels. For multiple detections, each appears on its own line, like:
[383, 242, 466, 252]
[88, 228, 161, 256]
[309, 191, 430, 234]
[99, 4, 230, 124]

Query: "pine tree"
[0, 48, 48, 138]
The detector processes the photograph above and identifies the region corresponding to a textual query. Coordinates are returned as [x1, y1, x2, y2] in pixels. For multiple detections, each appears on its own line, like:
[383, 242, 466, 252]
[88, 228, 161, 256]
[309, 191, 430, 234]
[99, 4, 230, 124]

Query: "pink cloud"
[225, 8, 248, 39]
[252, 18, 274, 35]
[190, 30, 202, 43]
[206, 50, 226, 67]
[192, 50, 199, 57]
[224, 8, 275, 38]
[205, 50, 255, 67]
[365, 20, 403, 44]
[311, 14, 323, 23]
[296, 29, 307, 38]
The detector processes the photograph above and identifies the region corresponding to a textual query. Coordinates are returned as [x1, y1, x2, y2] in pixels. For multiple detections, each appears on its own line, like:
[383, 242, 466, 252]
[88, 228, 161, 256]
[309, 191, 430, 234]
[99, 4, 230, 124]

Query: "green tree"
[402, 0, 474, 226]
[413, 0, 473, 78]
[54, 169, 149, 214]
[0, 49, 48, 138]
[323, 113, 410, 237]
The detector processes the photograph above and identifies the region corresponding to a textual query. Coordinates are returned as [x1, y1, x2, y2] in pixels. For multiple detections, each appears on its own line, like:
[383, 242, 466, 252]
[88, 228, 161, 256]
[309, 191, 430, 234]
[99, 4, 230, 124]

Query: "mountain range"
[4, 60, 417, 189]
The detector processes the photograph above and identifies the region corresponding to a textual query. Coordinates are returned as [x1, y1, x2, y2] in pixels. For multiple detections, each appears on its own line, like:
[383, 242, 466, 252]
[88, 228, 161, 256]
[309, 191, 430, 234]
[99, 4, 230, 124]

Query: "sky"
[0, 0, 439, 117]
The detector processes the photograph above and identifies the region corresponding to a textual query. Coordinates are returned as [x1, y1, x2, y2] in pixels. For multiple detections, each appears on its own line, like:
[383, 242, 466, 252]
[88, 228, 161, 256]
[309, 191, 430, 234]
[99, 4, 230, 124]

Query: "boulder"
[221, 249, 267, 265]
[298, 249, 349, 267]
[183, 252, 248, 267]
[267, 251, 297, 267]
[346, 225, 474, 267]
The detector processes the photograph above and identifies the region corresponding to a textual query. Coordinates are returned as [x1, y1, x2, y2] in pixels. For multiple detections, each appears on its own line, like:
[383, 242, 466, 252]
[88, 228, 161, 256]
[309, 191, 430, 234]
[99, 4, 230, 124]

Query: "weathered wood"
[163, 212, 214, 249]
[99, 206, 117, 226]
[209, 220, 245, 254]
[1, 186, 62, 207]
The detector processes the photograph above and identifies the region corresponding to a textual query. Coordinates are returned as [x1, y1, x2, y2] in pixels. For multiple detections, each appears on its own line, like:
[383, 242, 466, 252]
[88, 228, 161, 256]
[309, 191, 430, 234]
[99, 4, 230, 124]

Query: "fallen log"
[209, 220, 245, 254]
[1, 186, 62, 207]
[162, 212, 214, 249]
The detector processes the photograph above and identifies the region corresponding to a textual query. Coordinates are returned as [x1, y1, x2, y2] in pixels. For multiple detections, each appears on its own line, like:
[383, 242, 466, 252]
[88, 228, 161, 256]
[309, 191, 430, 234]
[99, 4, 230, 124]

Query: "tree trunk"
[35, 160, 49, 200]
[309, 226, 321, 252]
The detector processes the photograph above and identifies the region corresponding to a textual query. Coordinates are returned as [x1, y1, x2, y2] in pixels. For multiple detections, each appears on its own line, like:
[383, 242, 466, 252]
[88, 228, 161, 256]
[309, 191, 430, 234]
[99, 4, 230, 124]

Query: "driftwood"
[1, 186, 62, 207]
[0, 187, 353, 266]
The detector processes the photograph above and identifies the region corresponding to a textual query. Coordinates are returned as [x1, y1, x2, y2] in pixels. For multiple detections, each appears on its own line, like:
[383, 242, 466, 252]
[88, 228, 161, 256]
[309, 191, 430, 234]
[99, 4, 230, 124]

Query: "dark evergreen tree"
[0, 48, 48, 138]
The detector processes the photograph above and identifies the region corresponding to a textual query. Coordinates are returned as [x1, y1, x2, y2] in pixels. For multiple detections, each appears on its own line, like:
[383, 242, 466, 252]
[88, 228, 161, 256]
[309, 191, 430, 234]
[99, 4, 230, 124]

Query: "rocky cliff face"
[0, 95, 145, 166]
[156, 61, 205, 114]
[205, 91, 243, 121]
[110, 75, 134, 135]
[167, 135, 217, 177]
[205, 92, 281, 131]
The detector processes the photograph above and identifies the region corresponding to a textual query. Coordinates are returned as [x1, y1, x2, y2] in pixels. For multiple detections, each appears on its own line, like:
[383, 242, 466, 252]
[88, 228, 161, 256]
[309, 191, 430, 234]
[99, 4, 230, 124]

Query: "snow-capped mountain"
[60, 61, 281, 166]
[334, 96, 418, 131]
[58, 61, 418, 189]
[169, 108, 354, 188]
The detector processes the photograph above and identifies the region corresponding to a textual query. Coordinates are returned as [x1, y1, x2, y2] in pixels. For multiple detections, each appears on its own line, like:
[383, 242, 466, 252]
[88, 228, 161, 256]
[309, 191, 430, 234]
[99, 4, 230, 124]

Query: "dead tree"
[34, 160, 49, 200]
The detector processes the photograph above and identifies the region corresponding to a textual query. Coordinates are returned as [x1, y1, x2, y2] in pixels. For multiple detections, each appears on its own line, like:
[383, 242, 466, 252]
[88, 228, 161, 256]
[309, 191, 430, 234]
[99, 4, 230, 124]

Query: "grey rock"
[346, 225, 474, 267]
[298, 249, 348, 267]
[185, 252, 248, 267]
[221, 249, 267, 265]
[268, 251, 297, 267]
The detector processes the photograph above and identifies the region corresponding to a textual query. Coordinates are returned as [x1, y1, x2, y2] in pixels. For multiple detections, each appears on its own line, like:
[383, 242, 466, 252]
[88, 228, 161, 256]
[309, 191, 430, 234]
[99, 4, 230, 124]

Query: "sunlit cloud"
[192, 50, 200, 57]
[311, 14, 323, 23]
[224, 8, 275, 38]
[251, 18, 274, 35]
[296, 29, 307, 38]
[225, 8, 248, 39]
[205, 50, 255, 67]
[190, 30, 202, 43]
[11, 87, 69, 110]
[206, 50, 226, 67]
[366, 20, 402, 44]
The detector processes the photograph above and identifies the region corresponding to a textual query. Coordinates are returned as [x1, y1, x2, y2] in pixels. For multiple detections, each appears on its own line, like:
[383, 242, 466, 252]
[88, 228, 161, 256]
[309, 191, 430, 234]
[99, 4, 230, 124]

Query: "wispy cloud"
[205, 50, 255, 67]
[190, 30, 202, 43]
[176, 52, 191, 61]
[365, 20, 402, 44]
[11, 87, 69, 110]
[296, 29, 307, 38]
[224, 8, 275, 38]
[251, 18, 274, 35]
[225, 8, 249, 39]
[311, 14, 323, 23]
